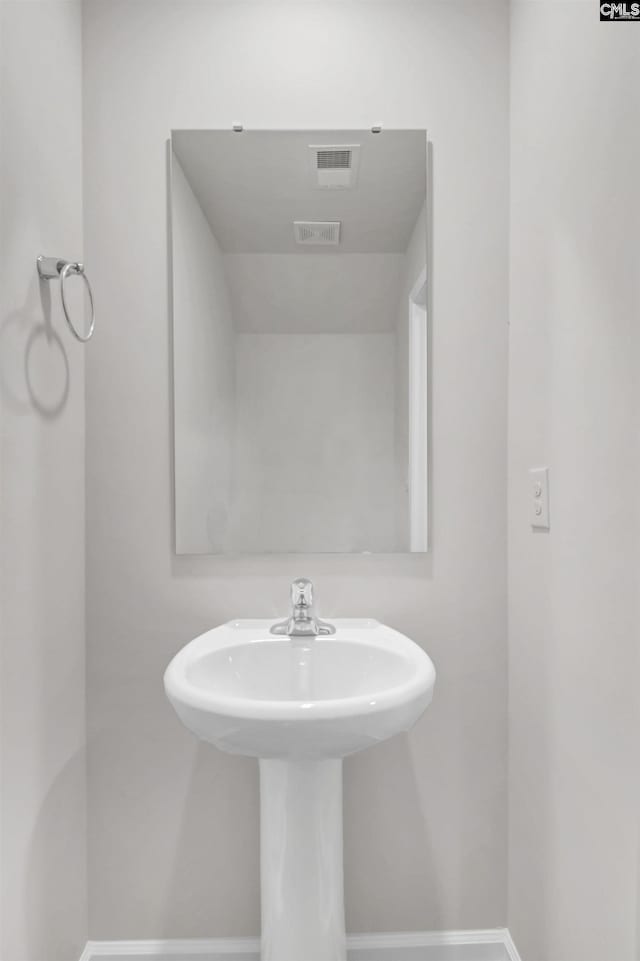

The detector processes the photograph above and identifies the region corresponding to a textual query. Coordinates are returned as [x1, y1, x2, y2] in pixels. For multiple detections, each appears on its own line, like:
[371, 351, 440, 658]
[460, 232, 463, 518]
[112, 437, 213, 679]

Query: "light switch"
[529, 467, 550, 530]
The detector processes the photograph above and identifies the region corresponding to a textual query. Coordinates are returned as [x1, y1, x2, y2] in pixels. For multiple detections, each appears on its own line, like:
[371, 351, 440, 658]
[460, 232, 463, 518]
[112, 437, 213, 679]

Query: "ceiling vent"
[294, 221, 341, 246]
[308, 144, 360, 189]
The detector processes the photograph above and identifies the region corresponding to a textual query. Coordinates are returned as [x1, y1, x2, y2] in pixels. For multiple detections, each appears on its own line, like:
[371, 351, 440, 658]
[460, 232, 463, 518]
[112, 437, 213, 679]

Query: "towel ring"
[37, 256, 95, 343]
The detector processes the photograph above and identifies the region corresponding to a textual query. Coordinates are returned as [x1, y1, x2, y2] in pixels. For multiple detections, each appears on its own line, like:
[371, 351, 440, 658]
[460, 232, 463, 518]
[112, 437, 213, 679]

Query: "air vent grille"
[294, 221, 341, 246]
[316, 149, 352, 170]
[309, 143, 360, 189]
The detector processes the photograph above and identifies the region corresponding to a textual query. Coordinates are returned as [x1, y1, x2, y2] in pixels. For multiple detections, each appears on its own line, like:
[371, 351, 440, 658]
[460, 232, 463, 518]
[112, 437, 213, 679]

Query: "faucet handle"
[291, 577, 313, 611]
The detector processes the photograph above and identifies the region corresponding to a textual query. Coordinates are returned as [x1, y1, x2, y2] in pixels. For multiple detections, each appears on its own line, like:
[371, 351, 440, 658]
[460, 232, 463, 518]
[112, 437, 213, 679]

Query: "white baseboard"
[79, 929, 522, 961]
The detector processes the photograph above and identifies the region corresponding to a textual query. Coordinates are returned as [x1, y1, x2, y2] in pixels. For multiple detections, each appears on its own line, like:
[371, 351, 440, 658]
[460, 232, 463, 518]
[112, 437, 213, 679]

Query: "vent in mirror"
[308, 144, 360, 188]
[293, 221, 341, 245]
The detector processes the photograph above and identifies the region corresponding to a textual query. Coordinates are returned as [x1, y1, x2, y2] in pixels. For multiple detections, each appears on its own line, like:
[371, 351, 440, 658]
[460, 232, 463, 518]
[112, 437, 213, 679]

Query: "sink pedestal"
[260, 758, 346, 961]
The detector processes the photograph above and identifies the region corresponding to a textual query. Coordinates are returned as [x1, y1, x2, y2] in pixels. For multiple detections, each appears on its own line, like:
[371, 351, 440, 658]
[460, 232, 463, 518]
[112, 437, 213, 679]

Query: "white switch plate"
[529, 467, 550, 530]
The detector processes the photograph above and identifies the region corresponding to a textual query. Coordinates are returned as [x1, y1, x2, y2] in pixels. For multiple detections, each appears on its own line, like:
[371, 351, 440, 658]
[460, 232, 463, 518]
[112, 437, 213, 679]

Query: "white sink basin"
[164, 618, 435, 759]
[164, 616, 435, 961]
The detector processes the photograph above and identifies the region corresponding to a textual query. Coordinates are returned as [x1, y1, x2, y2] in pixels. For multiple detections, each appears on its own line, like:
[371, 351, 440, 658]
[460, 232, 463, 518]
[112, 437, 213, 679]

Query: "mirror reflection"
[170, 129, 428, 554]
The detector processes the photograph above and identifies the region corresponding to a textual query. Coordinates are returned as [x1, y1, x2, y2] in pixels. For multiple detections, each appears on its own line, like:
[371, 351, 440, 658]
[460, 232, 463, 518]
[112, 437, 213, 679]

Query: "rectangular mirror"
[170, 129, 428, 554]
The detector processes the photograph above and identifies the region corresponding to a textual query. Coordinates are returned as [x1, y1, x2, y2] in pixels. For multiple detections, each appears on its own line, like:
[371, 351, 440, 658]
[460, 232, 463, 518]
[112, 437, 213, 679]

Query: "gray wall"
[223, 254, 405, 335]
[232, 330, 398, 552]
[0, 2, 86, 959]
[172, 154, 236, 555]
[508, 3, 640, 960]
[83, 0, 509, 939]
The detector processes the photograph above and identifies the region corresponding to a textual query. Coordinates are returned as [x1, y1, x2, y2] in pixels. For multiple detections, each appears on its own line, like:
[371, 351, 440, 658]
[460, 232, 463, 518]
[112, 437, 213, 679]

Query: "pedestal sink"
[164, 612, 436, 961]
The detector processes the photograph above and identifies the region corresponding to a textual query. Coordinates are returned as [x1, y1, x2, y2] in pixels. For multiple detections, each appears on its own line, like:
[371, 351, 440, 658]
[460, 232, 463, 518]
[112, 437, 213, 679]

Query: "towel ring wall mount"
[37, 256, 95, 343]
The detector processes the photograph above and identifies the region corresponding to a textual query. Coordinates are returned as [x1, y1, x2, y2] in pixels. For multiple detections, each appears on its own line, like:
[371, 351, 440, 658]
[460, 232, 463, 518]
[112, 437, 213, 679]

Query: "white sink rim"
[164, 618, 435, 724]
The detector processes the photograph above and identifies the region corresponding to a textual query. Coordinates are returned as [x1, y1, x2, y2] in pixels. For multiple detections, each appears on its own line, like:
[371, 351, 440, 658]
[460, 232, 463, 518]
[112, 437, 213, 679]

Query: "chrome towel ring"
[37, 255, 95, 343]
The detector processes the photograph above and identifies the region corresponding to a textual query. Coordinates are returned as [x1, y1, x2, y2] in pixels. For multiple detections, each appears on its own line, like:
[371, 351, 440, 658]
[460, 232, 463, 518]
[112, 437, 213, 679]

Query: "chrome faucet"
[270, 578, 336, 637]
